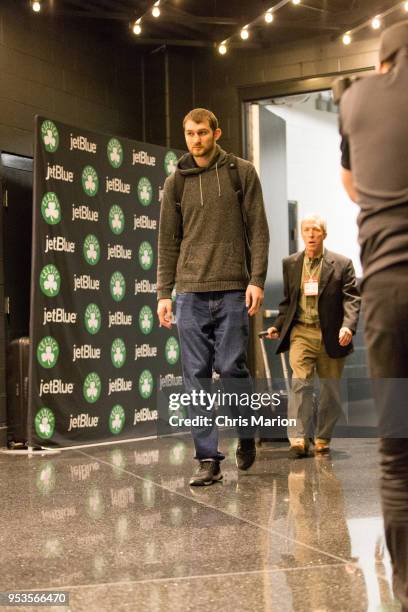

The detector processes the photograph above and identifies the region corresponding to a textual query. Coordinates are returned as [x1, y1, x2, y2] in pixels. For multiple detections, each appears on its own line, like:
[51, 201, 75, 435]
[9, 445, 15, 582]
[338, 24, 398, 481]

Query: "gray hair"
[301, 213, 327, 235]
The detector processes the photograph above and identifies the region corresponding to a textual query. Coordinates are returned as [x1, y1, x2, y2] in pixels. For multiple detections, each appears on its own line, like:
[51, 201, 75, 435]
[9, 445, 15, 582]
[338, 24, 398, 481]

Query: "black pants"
[363, 265, 408, 611]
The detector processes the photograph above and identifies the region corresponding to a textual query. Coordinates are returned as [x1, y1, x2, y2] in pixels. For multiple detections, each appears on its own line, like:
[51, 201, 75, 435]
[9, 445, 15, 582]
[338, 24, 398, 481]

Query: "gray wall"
[259, 106, 288, 299]
[195, 34, 379, 155]
[0, 1, 147, 156]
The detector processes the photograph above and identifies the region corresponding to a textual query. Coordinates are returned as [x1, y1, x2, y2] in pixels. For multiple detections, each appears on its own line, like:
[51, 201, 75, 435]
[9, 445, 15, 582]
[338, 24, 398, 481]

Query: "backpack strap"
[227, 154, 251, 275]
[173, 169, 185, 207]
[226, 154, 243, 207]
[173, 169, 185, 241]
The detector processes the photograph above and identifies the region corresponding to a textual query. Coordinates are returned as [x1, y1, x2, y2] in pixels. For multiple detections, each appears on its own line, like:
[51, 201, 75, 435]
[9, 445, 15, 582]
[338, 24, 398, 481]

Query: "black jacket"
[274, 249, 361, 358]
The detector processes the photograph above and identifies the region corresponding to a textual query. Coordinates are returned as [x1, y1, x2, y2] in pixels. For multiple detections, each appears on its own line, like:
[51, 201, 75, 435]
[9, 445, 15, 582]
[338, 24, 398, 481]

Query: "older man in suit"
[267, 214, 361, 457]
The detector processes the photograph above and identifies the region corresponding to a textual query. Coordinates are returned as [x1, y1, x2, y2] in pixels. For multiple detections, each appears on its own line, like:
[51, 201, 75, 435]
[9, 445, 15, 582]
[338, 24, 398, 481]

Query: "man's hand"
[246, 285, 264, 316]
[267, 327, 280, 340]
[339, 326, 353, 346]
[157, 299, 173, 329]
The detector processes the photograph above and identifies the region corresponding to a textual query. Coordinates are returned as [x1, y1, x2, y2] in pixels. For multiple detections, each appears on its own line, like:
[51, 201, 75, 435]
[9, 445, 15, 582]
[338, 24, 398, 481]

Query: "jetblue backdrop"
[29, 117, 183, 447]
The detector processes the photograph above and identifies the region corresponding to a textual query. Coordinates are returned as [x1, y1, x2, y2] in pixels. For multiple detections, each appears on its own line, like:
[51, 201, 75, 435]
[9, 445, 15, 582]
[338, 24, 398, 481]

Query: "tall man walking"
[338, 22, 408, 609]
[267, 214, 360, 456]
[157, 108, 269, 486]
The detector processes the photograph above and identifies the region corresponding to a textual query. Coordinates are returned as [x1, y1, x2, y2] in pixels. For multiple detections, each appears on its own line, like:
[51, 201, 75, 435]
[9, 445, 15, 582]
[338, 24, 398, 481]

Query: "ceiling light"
[292, 0, 301, 5]
[371, 16, 381, 29]
[132, 21, 142, 35]
[152, 6, 160, 17]
[342, 33, 351, 45]
[240, 27, 249, 40]
[32, 1, 41, 12]
[218, 43, 227, 55]
[405, 1, 408, 12]
[265, 11, 274, 24]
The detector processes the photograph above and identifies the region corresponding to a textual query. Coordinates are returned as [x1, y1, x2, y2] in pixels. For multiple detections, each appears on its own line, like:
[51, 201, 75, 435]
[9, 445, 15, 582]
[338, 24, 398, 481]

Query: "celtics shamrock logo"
[39, 264, 61, 297]
[111, 338, 126, 368]
[83, 372, 102, 404]
[41, 192, 61, 225]
[139, 369, 153, 399]
[109, 405, 125, 434]
[107, 138, 123, 168]
[41, 120, 59, 152]
[138, 241, 153, 271]
[87, 486, 104, 519]
[83, 234, 101, 265]
[165, 336, 180, 365]
[84, 303, 102, 335]
[138, 305, 153, 335]
[36, 462, 57, 495]
[82, 165, 99, 197]
[169, 442, 187, 465]
[137, 177, 153, 206]
[109, 205, 125, 235]
[35, 407, 56, 440]
[37, 336, 59, 369]
[110, 272, 126, 302]
[164, 151, 178, 176]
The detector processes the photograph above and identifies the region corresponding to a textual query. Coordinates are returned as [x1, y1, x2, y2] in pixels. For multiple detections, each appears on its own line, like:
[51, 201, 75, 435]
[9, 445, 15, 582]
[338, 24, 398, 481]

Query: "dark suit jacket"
[274, 249, 361, 358]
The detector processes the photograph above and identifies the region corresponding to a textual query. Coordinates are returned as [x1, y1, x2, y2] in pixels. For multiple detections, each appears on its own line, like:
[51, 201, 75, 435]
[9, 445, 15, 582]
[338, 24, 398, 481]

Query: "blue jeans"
[176, 291, 254, 461]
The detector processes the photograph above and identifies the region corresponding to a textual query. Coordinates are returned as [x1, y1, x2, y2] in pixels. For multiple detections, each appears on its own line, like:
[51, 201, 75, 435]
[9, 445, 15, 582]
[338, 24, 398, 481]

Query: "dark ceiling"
[26, 0, 406, 49]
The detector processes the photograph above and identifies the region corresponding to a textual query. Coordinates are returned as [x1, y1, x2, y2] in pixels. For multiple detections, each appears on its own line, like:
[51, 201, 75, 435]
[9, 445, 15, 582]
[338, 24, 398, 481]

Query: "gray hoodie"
[157, 145, 269, 299]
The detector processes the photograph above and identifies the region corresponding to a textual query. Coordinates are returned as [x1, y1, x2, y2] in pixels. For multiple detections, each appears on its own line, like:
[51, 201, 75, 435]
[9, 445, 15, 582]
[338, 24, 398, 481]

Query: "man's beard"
[190, 141, 216, 157]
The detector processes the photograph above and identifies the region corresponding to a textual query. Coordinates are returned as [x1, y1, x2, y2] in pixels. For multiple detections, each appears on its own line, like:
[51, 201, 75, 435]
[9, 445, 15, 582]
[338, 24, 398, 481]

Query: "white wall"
[265, 95, 362, 277]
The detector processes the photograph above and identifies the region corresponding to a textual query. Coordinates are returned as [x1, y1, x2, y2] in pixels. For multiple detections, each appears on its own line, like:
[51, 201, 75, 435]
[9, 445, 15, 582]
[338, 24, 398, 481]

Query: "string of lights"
[29, 0, 408, 52]
[216, 0, 408, 55]
[342, 1, 408, 45]
[131, 0, 165, 35]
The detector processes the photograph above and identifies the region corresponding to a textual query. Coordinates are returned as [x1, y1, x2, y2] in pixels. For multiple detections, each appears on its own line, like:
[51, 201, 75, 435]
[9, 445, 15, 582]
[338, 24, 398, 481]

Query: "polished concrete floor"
[0, 437, 401, 612]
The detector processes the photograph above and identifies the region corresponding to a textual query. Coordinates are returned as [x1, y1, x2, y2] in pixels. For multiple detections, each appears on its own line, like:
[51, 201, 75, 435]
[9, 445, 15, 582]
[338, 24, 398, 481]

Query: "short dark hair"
[183, 108, 219, 131]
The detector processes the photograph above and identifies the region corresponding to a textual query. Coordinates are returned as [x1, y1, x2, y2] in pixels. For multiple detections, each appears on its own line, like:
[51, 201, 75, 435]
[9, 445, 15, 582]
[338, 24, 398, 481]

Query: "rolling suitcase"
[6, 337, 30, 447]
[257, 330, 290, 442]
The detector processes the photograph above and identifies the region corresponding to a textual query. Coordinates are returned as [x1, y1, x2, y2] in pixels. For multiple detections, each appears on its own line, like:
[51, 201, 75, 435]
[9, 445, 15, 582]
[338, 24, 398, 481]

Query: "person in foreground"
[267, 214, 360, 457]
[157, 108, 269, 486]
[338, 21, 408, 610]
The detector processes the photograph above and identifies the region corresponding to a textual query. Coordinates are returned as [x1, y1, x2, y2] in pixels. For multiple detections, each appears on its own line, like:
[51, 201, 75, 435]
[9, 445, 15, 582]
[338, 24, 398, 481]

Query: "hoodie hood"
[177, 145, 229, 175]
[176, 145, 228, 206]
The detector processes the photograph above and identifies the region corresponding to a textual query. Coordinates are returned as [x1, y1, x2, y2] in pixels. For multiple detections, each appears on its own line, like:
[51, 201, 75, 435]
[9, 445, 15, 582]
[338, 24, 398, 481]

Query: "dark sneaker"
[314, 438, 330, 453]
[189, 460, 223, 486]
[289, 441, 309, 458]
[236, 439, 256, 471]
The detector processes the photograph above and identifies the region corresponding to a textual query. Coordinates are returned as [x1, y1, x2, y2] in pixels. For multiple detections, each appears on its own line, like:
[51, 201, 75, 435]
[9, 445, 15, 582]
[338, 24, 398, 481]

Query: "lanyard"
[305, 258, 323, 281]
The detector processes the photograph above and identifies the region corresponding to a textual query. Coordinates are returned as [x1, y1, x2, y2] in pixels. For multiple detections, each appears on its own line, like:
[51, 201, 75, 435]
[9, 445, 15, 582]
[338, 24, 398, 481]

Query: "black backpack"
[173, 153, 251, 272]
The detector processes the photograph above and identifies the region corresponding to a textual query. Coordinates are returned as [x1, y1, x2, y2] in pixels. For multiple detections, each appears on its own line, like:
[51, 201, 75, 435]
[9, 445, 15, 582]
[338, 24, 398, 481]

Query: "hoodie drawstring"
[196, 160, 222, 207]
[215, 162, 221, 197]
[199, 174, 204, 207]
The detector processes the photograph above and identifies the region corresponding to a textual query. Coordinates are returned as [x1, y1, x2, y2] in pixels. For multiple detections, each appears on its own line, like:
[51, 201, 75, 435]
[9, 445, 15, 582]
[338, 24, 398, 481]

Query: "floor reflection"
[0, 438, 401, 611]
